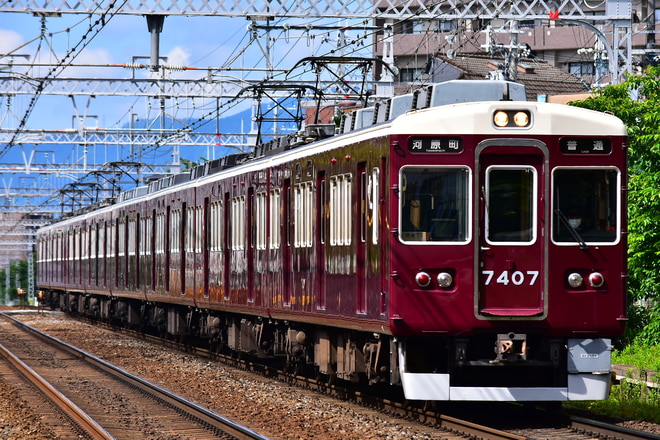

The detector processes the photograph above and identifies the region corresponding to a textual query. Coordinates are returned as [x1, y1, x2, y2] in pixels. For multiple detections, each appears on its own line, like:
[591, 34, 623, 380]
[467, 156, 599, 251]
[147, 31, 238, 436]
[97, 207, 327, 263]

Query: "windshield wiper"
[554, 208, 588, 250]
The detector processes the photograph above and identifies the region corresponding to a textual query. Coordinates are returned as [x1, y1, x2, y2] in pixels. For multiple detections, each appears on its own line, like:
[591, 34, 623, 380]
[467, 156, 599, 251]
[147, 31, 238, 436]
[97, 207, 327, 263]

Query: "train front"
[387, 101, 627, 401]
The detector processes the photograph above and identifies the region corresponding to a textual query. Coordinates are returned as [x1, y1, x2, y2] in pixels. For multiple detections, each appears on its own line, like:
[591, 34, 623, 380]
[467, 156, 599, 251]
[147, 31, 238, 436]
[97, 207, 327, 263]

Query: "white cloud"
[165, 46, 191, 67]
[30, 47, 117, 78]
[0, 29, 26, 57]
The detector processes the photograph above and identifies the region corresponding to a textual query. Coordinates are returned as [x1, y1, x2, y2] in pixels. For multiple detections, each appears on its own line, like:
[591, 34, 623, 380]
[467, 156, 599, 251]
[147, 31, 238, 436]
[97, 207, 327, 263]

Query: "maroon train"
[37, 80, 628, 401]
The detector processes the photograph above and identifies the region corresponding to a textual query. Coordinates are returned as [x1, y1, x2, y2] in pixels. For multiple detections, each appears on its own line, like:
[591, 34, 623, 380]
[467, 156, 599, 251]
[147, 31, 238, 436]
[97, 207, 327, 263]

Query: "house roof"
[431, 53, 590, 101]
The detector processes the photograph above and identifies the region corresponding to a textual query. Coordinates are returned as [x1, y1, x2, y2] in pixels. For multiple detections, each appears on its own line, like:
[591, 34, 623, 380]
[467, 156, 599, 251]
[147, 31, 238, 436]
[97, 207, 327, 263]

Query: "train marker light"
[437, 272, 453, 288]
[589, 272, 605, 288]
[568, 272, 583, 288]
[415, 272, 432, 287]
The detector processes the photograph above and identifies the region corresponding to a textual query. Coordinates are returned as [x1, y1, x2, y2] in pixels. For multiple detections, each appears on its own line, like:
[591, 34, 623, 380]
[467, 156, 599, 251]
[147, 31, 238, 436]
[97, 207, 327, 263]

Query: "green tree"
[571, 66, 660, 344]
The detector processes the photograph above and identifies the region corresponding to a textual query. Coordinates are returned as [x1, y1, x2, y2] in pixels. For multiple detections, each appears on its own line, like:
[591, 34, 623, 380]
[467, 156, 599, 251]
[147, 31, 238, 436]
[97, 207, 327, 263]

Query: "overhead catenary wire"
[0, 0, 131, 162]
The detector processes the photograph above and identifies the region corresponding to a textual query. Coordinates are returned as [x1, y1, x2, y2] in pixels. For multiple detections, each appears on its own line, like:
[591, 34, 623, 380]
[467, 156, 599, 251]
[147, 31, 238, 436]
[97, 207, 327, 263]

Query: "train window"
[171, 209, 181, 253]
[155, 213, 165, 254]
[371, 167, 380, 245]
[128, 218, 137, 256]
[195, 206, 203, 253]
[269, 190, 281, 249]
[141, 216, 150, 257]
[360, 169, 367, 243]
[399, 166, 470, 243]
[256, 193, 267, 250]
[294, 182, 313, 248]
[318, 174, 326, 246]
[185, 207, 194, 253]
[329, 174, 352, 246]
[552, 167, 619, 245]
[231, 196, 246, 250]
[485, 166, 537, 244]
[209, 201, 223, 251]
[118, 218, 126, 257]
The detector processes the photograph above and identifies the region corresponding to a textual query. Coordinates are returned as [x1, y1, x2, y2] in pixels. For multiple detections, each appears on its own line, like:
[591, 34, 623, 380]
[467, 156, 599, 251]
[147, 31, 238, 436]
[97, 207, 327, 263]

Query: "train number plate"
[482, 270, 539, 286]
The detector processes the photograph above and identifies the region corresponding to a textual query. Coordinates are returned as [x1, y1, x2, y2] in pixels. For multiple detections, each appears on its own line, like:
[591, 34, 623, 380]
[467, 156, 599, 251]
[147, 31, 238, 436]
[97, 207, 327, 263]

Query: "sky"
[0, 12, 369, 131]
[0, 9, 375, 212]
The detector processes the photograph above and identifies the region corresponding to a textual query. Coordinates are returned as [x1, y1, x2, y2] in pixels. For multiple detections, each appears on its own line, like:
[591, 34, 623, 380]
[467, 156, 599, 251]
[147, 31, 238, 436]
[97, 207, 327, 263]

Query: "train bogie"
[37, 80, 627, 402]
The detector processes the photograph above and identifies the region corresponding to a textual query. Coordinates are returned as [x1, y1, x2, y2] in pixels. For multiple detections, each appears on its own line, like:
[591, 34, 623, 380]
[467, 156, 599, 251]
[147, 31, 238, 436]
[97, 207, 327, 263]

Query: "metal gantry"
[0, 0, 634, 20]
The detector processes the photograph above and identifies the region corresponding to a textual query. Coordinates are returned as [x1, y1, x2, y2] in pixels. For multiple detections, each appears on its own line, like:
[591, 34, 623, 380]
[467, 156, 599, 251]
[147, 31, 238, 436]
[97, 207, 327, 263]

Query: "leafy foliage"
[0, 259, 30, 304]
[570, 67, 660, 345]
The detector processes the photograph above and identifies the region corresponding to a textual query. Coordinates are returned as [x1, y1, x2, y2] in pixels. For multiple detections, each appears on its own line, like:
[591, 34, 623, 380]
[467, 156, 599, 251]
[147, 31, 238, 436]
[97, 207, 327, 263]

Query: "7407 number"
[482, 270, 539, 286]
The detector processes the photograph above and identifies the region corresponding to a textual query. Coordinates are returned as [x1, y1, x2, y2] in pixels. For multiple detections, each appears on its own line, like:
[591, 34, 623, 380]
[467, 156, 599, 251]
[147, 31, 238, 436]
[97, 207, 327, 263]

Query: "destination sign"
[408, 137, 463, 153]
[560, 138, 612, 154]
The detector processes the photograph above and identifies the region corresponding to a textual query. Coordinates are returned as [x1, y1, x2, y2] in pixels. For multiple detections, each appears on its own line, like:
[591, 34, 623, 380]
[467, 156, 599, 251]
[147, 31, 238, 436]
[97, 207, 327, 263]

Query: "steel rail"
[0, 312, 273, 440]
[570, 416, 660, 440]
[0, 342, 115, 440]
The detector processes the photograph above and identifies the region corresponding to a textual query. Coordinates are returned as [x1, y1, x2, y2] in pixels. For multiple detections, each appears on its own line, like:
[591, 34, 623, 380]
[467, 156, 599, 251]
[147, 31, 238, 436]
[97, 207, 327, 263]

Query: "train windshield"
[399, 166, 470, 243]
[552, 167, 620, 244]
[485, 166, 537, 244]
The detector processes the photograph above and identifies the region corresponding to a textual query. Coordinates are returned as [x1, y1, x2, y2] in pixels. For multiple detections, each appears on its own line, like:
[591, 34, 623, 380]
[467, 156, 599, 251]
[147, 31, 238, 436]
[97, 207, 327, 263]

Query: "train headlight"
[415, 272, 432, 287]
[437, 272, 453, 288]
[588, 272, 605, 288]
[493, 111, 509, 127]
[513, 111, 530, 127]
[493, 110, 531, 128]
[568, 272, 583, 288]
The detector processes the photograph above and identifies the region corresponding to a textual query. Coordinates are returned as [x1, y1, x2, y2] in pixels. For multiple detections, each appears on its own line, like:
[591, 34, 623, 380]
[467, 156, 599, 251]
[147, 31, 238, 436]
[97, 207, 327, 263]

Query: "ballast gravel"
[1, 310, 453, 440]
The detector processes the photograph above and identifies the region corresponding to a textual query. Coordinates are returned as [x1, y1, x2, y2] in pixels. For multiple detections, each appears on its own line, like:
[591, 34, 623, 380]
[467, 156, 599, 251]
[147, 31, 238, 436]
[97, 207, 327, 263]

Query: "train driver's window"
[552, 167, 619, 244]
[485, 166, 537, 244]
[399, 166, 470, 243]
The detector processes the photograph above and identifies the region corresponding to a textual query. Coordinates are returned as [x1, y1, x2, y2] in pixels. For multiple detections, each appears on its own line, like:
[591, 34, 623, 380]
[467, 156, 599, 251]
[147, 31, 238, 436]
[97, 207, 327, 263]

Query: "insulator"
[166, 65, 186, 71]
[124, 62, 146, 69]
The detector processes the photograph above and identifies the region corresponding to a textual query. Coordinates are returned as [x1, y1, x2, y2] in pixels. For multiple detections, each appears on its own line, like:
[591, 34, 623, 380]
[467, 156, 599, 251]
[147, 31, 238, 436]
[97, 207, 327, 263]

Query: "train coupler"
[491, 332, 527, 364]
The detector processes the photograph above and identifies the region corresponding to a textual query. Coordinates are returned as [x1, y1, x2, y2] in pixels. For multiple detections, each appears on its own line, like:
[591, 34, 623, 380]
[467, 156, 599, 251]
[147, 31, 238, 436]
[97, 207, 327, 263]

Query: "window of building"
[399, 68, 424, 82]
[569, 62, 595, 77]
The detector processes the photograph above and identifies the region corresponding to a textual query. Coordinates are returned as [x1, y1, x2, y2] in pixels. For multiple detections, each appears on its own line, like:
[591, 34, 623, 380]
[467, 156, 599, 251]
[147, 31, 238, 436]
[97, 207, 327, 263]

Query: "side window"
[231, 196, 246, 250]
[329, 174, 352, 246]
[170, 209, 181, 253]
[294, 182, 313, 248]
[400, 166, 470, 243]
[371, 167, 380, 245]
[195, 205, 203, 253]
[255, 193, 267, 250]
[269, 190, 281, 249]
[209, 201, 223, 251]
[552, 167, 619, 244]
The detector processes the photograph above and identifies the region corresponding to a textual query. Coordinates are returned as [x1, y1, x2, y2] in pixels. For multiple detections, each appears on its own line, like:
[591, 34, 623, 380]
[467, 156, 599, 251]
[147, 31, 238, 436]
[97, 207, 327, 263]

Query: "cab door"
[476, 140, 548, 319]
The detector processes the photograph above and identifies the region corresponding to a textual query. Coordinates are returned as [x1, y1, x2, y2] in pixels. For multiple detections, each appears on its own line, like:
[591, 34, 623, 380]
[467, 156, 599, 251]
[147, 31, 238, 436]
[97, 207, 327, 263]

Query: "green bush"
[613, 343, 660, 372]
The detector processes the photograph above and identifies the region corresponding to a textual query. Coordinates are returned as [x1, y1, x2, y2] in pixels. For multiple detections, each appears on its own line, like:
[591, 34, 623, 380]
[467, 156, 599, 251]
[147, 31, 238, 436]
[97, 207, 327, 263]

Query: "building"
[428, 53, 590, 102]
[373, 6, 658, 90]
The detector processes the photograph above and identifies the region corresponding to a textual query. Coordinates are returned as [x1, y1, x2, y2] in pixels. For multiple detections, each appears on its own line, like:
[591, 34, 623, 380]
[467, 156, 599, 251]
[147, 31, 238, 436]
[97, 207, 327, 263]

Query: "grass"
[564, 343, 660, 424]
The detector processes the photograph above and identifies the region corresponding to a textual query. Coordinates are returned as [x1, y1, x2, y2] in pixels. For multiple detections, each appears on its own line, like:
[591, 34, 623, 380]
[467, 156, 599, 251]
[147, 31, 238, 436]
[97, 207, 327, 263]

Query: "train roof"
[40, 80, 626, 231]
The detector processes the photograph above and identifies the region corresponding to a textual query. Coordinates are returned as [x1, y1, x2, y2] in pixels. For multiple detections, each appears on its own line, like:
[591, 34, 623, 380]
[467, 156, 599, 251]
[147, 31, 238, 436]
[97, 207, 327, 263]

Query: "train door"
[223, 192, 231, 300]
[476, 140, 548, 318]
[203, 198, 210, 298]
[247, 187, 254, 303]
[283, 179, 291, 306]
[316, 172, 326, 310]
[357, 163, 367, 314]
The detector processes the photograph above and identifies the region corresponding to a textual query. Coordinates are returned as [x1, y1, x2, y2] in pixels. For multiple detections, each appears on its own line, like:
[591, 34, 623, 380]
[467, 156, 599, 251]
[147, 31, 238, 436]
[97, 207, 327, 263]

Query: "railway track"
[5, 310, 660, 440]
[0, 312, 272, 440]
